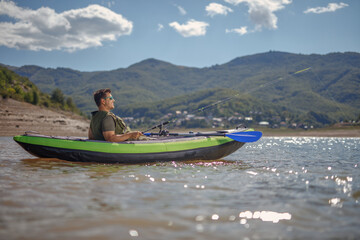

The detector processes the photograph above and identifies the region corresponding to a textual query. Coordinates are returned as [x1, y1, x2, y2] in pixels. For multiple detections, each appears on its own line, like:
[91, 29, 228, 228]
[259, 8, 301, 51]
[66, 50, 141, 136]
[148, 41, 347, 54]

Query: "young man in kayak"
[88, 88, 143, 142]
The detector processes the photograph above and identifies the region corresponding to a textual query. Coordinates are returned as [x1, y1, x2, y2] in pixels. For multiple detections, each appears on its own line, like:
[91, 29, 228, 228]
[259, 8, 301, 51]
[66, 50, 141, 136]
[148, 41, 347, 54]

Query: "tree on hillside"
[66, 97, 76, 111]
[24, 92, 32, 103]
[32, 91, 39, 105]
[51, 88, 65, 105]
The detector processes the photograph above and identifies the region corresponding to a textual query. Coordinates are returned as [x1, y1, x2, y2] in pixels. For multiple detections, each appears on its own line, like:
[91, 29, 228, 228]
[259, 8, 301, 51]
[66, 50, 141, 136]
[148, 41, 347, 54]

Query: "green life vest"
[90, 111, 130, 141]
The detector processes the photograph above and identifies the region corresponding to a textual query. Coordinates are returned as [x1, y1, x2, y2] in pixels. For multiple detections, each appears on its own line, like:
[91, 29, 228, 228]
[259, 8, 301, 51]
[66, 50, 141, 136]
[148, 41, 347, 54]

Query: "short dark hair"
[93, 88, 111, 107]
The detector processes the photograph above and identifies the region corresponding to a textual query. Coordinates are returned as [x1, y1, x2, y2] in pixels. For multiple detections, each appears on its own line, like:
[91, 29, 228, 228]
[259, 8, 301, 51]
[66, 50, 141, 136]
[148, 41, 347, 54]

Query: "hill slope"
[0, 98, 89, 136]
[117, 88, 357, 129]
[7, 51, 360, 125]
[0, 66, 82, 113]
[0, 66, 89, 136]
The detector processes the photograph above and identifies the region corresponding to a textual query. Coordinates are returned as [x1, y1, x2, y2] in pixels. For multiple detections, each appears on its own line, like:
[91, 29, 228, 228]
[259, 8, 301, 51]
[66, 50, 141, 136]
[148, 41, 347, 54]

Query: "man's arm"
[88, 128, 94, 140]
[103, 131, 143, 142]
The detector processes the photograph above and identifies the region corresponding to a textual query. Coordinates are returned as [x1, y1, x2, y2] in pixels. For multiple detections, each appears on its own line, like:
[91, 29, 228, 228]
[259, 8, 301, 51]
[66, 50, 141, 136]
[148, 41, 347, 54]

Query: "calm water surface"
[0, 136, 359, 239]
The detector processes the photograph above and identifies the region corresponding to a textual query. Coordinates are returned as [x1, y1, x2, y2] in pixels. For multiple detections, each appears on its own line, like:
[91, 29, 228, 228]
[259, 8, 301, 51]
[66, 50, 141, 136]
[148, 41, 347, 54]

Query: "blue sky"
[0, 0, 359, 71]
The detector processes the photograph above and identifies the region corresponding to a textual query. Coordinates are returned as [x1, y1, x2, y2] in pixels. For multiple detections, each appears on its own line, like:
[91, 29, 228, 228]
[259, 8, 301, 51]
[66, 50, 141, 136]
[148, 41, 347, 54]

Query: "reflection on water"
[194, 210, 292, 233]
[238, 210, 291, 223]
[0, 136, 359, 239]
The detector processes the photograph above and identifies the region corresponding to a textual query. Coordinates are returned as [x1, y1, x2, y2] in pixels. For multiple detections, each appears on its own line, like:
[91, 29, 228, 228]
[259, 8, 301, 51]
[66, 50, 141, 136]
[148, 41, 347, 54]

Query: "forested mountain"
[4, 51, 360, 128]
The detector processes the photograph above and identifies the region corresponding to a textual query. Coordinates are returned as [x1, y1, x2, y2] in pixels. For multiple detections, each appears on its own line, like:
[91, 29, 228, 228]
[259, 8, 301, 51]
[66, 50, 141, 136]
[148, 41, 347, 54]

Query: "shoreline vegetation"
[1, 98, 359, 138]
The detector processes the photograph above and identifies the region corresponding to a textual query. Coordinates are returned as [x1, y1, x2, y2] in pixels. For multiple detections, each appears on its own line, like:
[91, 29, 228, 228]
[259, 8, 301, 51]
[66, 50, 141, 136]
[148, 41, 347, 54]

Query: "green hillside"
[117, 88, 354, 130]
[6, 51, 360, 128]
[0, 66, 81, 114]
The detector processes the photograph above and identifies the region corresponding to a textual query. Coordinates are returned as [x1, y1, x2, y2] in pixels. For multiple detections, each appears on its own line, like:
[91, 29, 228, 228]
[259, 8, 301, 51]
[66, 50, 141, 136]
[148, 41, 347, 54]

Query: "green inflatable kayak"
[13, 129, 261, 164]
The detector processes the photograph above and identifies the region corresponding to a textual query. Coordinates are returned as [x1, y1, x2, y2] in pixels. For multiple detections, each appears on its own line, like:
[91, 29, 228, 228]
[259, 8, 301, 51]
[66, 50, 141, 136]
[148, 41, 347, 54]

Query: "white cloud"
[224, 0, 292, 30]
[304, 2, 348, 14]
[157, 23, 164, 32]
[0, 1, 133, 52]
[206, 3, 233, 17]
[226, 26, 248, 35]
[174, 4, 187, 15]
[169, 19, 209, 37]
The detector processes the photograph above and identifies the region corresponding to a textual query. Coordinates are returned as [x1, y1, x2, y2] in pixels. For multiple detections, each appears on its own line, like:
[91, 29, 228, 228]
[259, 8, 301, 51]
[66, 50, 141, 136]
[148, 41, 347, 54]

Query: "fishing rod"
[142, 67, 311, 133]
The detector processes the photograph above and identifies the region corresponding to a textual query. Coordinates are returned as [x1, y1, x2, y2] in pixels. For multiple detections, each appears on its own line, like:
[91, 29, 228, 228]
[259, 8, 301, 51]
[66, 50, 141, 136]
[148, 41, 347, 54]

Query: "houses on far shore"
[124, 110, 359, 129]
[170, 112, 316, 129]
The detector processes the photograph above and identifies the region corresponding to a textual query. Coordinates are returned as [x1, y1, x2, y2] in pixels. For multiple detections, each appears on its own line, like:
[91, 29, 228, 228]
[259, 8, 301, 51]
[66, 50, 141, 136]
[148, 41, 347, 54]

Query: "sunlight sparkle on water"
[239, 211, 292, 223]
[329, 198, 342, 207]
[170, 160, 234, 168]
[129, 229, 139, 237]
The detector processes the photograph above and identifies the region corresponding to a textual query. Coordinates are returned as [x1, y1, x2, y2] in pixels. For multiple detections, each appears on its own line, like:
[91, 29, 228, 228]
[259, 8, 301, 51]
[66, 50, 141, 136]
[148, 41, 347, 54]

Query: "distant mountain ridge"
[4, 51, 360, 126]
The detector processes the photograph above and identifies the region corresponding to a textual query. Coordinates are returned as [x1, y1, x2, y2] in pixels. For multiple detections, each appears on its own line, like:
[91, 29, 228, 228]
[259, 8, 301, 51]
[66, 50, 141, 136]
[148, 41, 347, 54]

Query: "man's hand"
[129, 131, 143, 139]
[103, 131, 143, 142]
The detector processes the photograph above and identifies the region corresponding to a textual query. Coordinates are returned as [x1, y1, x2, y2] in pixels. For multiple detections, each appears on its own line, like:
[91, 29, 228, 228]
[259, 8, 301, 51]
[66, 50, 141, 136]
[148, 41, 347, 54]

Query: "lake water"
[0, 136, 359, 239]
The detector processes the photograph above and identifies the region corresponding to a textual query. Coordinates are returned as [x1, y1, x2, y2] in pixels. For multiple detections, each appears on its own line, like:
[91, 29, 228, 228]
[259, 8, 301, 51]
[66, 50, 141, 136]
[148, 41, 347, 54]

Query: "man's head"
[93, 88, 115, 110]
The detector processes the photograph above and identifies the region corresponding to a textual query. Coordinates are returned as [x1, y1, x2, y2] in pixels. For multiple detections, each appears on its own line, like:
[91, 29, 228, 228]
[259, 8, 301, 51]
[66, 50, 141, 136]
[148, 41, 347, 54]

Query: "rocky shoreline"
[0, 98, 89, 137]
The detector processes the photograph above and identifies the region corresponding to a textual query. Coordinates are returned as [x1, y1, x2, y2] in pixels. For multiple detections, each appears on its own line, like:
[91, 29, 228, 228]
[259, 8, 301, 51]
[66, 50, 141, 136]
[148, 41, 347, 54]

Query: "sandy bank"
[0, 98, 90, 137]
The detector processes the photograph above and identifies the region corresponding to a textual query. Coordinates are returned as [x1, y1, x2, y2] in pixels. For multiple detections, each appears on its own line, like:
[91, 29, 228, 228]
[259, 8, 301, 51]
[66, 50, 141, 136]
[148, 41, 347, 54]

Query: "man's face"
[103, 92, 115, 110]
